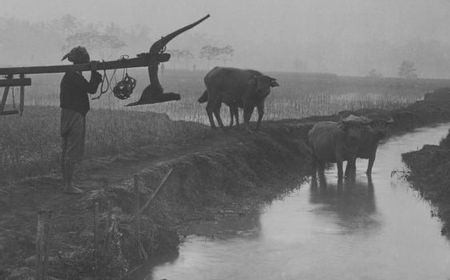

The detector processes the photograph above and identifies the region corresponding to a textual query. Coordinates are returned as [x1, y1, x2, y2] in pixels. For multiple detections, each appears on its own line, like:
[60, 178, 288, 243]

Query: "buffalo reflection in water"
[309, 175, 381, 234]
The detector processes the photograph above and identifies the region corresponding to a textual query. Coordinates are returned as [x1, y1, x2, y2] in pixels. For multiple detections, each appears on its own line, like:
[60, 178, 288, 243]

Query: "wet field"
[150, 123, 450, 280]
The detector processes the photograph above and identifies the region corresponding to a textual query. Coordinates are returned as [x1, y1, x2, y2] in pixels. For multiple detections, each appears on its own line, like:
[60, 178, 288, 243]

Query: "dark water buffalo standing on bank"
[345, 113, 394, 176]
[198, 89, 243, 127]
[199, 67, 279, 129]
[308, 115, 370, 181]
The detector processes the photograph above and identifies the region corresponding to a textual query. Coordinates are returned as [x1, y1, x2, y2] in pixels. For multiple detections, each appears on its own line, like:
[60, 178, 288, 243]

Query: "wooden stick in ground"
[134, 175, 148, 260]
[103, 201, 112, 256]
[94, 201, 100, 277]
[36, 209, 52, 280]
[133, 168, 174, 220]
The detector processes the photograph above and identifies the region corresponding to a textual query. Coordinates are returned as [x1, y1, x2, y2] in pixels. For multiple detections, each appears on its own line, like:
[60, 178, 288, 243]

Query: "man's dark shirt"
[60, 71, 102, 115]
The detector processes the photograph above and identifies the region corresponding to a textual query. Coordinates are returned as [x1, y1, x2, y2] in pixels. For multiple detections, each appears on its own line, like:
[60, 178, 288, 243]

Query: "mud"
[3, 99, 450, 279]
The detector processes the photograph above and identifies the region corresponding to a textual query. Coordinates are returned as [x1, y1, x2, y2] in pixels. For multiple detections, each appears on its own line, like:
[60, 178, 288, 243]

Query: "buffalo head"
[340, 115, 371, 145]
[366, 113, 394, 139]
[248, 75, 279, 98]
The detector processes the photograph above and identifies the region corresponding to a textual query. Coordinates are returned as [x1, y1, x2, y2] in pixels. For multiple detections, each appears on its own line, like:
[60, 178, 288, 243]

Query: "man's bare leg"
[63, 159, 83, 194]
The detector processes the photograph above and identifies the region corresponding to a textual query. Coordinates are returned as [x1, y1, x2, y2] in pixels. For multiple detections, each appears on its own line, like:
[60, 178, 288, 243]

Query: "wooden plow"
[0, 14, 210, 116]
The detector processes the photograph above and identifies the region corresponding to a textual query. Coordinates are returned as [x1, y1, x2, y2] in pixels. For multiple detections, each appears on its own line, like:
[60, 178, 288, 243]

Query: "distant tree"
[367, 69, 383, 78]
[199, 45, 221, 68]
[398, 60, 418, 79]
[218, 45, 234, 65]
[199, 45, 234, 67]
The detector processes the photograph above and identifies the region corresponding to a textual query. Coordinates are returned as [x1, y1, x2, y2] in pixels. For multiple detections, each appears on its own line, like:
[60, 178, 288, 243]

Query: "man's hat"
[62, 46, 90, 64]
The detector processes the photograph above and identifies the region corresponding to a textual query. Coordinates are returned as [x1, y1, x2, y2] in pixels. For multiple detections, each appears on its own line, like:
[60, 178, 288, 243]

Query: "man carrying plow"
[60, 46, 102, 194]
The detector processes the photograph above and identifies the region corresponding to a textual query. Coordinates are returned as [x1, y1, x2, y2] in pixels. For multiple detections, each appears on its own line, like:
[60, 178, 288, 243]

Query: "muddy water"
[150, 123, 450, 280]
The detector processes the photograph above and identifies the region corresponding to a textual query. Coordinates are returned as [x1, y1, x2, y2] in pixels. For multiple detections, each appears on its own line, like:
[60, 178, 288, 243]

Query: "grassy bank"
[402, 124, 450, 237]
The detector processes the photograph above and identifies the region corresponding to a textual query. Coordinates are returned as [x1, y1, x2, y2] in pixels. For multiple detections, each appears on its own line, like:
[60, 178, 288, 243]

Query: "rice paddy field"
[1, 68, 450, 181]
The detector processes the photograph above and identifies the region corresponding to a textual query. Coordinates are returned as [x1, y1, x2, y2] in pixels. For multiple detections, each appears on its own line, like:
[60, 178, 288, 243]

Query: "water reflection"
[309, 176, 380, 234]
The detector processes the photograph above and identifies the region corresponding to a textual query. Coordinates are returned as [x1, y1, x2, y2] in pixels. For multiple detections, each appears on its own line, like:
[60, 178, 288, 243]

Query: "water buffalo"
[308, 115, 370, 181]
[345, 113, 394, 176]
[199, 67, 279, 129]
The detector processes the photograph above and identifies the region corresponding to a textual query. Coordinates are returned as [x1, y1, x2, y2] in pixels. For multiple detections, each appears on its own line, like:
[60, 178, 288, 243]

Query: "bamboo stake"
[134, 175, 148, 260]
[132, 168, 173, 220]
[93, 201, 100, 277]
[36, 210, 52, 280]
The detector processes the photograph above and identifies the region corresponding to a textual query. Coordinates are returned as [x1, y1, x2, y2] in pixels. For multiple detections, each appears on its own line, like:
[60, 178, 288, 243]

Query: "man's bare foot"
[63, 185, 84, 194]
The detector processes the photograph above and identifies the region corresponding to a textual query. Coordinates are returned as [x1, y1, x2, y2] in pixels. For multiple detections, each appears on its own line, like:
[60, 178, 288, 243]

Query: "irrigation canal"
[149, 123, 450, 280]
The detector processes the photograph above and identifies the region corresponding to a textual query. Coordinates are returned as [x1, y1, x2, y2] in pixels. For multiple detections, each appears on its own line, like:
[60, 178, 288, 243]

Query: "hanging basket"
[112, 73, 136, 100]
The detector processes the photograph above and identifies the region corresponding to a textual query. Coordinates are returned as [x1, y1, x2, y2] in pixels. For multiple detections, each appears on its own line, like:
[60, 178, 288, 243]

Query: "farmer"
[60, 46, 102, 194]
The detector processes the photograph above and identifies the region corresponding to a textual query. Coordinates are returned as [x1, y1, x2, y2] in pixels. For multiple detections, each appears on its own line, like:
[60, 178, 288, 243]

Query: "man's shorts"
[61, 108, 86, 162]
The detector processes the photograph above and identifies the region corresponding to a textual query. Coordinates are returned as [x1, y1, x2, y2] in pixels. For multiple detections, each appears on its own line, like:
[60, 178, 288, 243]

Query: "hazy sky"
[2, 0, 450, 76]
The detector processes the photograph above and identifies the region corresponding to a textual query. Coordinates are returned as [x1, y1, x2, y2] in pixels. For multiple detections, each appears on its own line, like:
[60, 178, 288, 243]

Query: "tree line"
[0, 14, 233, 70]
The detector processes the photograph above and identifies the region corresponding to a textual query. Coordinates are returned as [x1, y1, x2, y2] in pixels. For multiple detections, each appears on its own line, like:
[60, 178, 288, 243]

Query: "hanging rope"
[92, 60, 116, 100]
[92, 56, 136, 100]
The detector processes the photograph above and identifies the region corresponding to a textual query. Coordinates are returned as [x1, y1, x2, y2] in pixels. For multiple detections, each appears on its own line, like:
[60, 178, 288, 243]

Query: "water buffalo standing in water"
[344, 113, 394, 177]
[308, 115, 370, 181]
[198, 67, 279, 129]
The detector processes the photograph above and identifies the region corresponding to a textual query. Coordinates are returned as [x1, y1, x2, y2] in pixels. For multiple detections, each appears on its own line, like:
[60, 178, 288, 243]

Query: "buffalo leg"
[213, 110, 225, 129]
[318, 160, 325, 178]
[243, 105, 255, 128]
[206, 102, 217, 129]
[345, 158, 356, 178]
[318, 161, 327, 187]
[232, 105, 240, 127]
[311, 154, 318, 180]
[367, 153, 376, 175]
[229, 106, 234, 127]
[310, 156, 319, 189]
[256, 102, 265, 130]
[212, 104, 225, 129]
[229, 105, 239, 128]
[336, 160, 344, 181]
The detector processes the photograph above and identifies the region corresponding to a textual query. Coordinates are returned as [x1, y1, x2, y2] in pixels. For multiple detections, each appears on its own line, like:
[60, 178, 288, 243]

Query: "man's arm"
[65, 71, 102, 94]
[88, 71, 102, 94]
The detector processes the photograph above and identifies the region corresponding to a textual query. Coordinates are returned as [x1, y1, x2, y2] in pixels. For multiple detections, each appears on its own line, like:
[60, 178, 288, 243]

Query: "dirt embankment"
[3, 100, 450, 280]
[402, 120, 450, 237]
